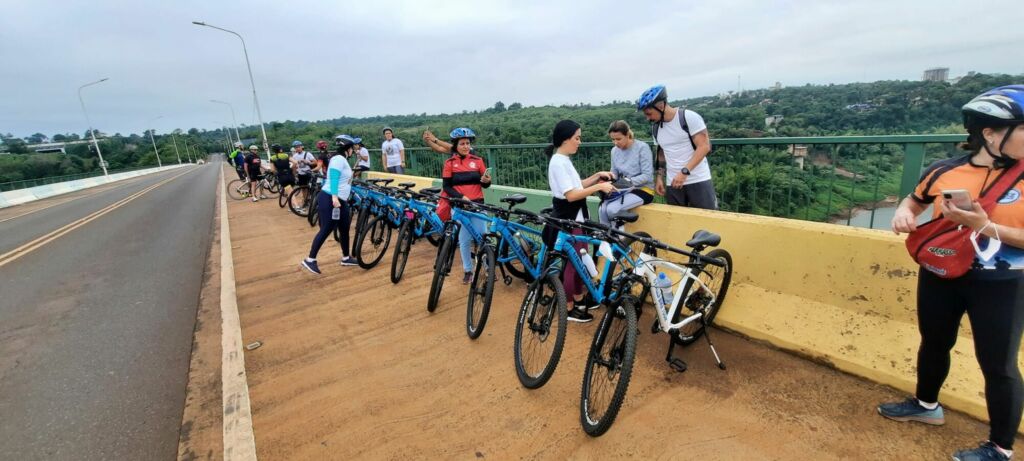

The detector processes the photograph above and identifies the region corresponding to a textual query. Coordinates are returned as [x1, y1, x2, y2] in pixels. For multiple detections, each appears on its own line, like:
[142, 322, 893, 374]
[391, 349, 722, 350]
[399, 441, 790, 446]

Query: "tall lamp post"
[192, 21, 270, 160]
[78, 78, 111, 177]
[147, 115, 164, 167]
[210, 99, 241, 144]
[171, 134, 182, 164]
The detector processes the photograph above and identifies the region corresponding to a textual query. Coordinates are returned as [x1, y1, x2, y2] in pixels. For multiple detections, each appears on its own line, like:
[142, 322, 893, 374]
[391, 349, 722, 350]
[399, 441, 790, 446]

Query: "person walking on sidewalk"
[301, 134, 359, 274]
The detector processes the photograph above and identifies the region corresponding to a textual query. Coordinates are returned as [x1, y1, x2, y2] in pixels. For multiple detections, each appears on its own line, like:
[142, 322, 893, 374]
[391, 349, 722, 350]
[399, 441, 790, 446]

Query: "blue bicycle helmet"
[963, 85, 1024, 167]
[449, 127, 476, 142]
[292, 140, 303, 147]
[637, 84, 667, 111]
[352, 137, 363, 145]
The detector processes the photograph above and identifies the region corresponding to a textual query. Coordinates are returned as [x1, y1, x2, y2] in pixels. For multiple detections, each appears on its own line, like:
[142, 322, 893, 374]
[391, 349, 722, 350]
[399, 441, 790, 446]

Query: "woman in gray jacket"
[598, 120, 655, 227]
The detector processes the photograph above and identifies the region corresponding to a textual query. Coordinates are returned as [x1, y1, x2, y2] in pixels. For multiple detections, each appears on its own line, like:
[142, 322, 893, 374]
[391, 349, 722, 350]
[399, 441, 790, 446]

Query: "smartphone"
[484, 167, 492, 177]
[941, 189, 973, 211]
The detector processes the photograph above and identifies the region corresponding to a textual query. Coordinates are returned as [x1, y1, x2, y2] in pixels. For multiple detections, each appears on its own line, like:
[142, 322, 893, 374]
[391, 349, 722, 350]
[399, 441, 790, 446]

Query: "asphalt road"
[0, 164, 219, 460]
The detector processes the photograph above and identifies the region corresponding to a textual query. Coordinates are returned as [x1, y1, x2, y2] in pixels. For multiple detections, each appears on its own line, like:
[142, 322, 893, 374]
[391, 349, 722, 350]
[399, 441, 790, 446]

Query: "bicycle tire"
[427, 233, 456, 313]
[355, 214, 392, 269]
[278, 190, 288, 208]
[226, 179, 247, 201]
[672, 248, 732, 346]
[288, 186, 311, 217]
[580, 296, 638, 437]
[466, 244, 496, 339]
[265, 175, 280, 194]
[390, 219, 413, 284]
[513, 272, 568, 389]
[501, 241, 534, 283]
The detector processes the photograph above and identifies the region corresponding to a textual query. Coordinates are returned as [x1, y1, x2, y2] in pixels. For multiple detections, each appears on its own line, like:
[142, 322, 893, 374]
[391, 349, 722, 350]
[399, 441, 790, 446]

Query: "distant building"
[923, 67, 949, 82]
[764, 114, 784, 128]
[772, 81, 782, 90]
[790, 145, 809, 170]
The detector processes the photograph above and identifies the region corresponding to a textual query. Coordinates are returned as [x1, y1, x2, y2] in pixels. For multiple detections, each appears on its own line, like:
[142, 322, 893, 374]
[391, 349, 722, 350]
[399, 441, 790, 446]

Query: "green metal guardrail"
[365, 134, 966, 228]
[0, 165, 163, 192]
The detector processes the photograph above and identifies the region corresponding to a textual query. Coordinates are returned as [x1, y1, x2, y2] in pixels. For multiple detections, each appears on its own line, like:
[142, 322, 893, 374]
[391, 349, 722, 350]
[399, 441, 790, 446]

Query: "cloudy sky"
[2, 0, 1020, 138]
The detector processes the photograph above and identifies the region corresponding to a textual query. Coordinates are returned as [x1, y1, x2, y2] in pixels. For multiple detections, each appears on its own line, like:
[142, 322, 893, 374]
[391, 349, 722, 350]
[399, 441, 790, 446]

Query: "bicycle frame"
[491, 217, 547, 279]
[632, 253, 717, 333]
[547, 229, 638, 307]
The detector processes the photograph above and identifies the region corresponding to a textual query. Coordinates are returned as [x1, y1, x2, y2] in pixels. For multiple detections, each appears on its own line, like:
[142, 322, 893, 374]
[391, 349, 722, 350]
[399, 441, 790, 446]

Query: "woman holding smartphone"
[880, 86, 1024, 461]
[439, 127, 491, 285]
[543, 119, 616, 323]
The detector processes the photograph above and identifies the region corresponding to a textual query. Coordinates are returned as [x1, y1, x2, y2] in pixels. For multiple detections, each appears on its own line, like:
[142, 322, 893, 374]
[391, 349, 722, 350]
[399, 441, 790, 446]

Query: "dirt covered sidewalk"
[223, 186, 1014, 460]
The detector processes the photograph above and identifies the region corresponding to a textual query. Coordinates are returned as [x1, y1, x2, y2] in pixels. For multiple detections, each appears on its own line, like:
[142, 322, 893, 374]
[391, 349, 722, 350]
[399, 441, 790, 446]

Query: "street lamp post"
[78, 78, 111, 177]
[148, 115, 164, 167]
[210, 99, 241, 144]
[184, 142, 193, 163]
[171, 134, 182, 164]
[193, 21, 270, 160]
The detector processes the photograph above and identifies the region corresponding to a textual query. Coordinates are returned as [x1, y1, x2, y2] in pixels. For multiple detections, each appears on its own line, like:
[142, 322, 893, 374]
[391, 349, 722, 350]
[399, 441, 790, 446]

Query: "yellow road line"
[0, 176, 152, 225]
[0, 168, 196, 268]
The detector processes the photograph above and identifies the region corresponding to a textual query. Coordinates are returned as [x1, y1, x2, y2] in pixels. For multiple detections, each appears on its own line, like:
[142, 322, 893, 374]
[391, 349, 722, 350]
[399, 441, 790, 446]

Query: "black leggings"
[308, 191, 350, 260]
[915, 270, 1024, 448]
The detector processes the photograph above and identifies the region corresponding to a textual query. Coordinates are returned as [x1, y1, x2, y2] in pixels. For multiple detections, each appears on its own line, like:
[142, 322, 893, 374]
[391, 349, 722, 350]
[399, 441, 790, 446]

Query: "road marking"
[0, 176, 149, 225]
[218, 167, 258, 460]
[0, 168, 196, 268]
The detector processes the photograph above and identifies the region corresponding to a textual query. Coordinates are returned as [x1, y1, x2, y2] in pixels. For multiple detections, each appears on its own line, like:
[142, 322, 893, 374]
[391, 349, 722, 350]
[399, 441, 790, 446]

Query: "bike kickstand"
[702, 319, 727, 370]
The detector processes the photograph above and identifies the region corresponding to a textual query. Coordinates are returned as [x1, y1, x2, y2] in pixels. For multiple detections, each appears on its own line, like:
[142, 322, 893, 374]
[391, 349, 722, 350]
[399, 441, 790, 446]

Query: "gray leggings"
[598, 193, 647, 227]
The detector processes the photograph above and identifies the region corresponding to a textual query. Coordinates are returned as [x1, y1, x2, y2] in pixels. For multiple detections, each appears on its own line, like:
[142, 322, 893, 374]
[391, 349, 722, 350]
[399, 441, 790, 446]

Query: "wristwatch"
[680, 167, 690, 176]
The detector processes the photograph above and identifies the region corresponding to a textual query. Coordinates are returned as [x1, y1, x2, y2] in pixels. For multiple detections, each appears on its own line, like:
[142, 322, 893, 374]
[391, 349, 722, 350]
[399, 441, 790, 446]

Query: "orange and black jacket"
[441, 153, 488, 201]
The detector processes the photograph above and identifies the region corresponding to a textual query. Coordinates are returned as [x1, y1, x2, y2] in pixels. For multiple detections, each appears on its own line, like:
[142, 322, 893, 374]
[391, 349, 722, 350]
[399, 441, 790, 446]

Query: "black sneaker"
[580, 294, 601, 311]
[462, 271, 473, 285]
[567, 307, 593, 323]
[953, 441, 1011, 461]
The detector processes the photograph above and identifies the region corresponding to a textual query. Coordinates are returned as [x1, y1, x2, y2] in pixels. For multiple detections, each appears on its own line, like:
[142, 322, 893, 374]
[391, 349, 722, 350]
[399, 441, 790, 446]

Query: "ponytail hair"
[544, 144, 556, 157]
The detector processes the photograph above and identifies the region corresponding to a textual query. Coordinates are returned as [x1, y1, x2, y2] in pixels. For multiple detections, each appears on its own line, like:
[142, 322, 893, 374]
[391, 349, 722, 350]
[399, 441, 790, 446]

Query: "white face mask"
[971, 224, 1002, 262]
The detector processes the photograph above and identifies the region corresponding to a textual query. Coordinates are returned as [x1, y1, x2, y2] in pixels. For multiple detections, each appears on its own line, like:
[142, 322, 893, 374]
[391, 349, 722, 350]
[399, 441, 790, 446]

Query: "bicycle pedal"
[503, 275, 513, 286]
[667, 358, 688, 373]
[650, 319, 660, 334]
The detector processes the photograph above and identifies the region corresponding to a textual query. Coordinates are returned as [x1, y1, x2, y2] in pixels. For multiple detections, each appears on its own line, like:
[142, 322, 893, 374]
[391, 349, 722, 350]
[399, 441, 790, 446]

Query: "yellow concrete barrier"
[365, 172, 1016, 431]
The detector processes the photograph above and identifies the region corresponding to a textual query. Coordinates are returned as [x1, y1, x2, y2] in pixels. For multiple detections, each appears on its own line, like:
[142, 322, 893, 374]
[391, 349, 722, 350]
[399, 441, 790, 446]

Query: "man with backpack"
[637, 84, 718, 210]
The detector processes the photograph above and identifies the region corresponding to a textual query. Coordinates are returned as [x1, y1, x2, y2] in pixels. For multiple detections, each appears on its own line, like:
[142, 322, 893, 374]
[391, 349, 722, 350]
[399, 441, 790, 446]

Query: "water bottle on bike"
[652, 272, 673, 308]
[580, 248, 599, 279]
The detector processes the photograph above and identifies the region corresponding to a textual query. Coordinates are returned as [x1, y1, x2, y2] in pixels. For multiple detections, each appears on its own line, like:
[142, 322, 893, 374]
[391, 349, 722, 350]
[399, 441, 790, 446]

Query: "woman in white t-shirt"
[543, 119, 615, 323]
[353, 138, 370, 179]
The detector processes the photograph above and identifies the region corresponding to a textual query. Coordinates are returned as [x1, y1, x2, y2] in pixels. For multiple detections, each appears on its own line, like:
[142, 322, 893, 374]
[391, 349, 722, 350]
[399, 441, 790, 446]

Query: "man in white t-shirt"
[637, 84, 718, 210]
[291, 140, 316, 186]
[380, 127, 405, 174]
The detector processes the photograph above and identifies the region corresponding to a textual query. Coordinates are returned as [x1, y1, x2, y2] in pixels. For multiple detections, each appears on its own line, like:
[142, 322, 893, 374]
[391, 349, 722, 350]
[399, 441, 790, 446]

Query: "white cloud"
[0, 0, 1020, 138]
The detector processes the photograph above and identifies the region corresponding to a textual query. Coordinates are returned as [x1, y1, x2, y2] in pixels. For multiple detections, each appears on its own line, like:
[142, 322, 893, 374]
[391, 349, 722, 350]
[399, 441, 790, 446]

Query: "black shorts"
[665, 179, 718, 210]
[247, 171, 263, 181]
[278, 173, 295, 188]
[297, 173, 311, 186]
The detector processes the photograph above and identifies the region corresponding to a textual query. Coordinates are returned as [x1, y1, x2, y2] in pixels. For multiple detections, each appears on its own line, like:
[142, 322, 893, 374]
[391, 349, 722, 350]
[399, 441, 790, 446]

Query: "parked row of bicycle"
[231, 171, 733, 437]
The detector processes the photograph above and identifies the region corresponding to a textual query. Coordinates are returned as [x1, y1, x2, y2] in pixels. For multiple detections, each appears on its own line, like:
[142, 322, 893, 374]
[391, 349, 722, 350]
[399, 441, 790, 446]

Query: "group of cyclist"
[233, 83, 1024, 460]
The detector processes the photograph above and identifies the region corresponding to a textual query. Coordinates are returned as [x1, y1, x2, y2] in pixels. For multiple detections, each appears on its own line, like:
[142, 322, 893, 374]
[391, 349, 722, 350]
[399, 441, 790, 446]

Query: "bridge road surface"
[0, 164, 219, 460]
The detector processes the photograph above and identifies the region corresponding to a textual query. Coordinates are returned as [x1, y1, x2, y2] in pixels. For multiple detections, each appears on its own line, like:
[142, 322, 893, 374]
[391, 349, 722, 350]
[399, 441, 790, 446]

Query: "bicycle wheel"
[580, 296, 638, 437]
[623, 231, 656, 303]
[266, 175, 280, 194]
[355, 214, 392, 269]
[672, 248, 732, 346]
[288, 186, 310, 217]
[501, 241, 534, 283]
[390, 219, 413, 284]
[466, 244, 496, 339]
[427, 233, 456, 313]
[226, 180, 247, 200]
[426, 232, 442, 247]
[278, 190, 288, 208]
[513, 272, 568, 389]
[307, 197, 319, 227]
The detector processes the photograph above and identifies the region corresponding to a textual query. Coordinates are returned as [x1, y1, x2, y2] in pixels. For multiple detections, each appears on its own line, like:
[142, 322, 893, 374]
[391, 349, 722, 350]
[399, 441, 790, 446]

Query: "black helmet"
[270, 143, 283, 153]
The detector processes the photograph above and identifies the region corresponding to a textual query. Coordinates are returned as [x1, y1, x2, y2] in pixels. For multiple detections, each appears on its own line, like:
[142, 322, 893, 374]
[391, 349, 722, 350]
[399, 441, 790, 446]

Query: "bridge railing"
[367, 134, 966, 228]
[0, 165, 161, 192]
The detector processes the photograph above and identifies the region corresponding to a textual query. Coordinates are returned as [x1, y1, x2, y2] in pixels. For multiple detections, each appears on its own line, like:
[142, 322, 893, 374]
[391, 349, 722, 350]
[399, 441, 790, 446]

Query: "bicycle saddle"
[398, 182, 416, 189]
[610, 211, 639, 223]
[500, 194, 527, 205]
[686, 230, 721, 249]
[419, 187, 442, 195]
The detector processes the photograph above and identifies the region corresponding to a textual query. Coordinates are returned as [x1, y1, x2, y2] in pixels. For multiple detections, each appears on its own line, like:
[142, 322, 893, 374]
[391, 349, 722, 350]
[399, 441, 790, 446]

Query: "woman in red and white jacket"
[439, 127, 491, 284]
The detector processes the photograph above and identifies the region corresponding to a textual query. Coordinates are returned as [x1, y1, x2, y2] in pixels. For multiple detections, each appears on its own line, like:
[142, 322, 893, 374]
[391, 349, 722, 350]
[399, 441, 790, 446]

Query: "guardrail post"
[899, 143, 925, 199]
